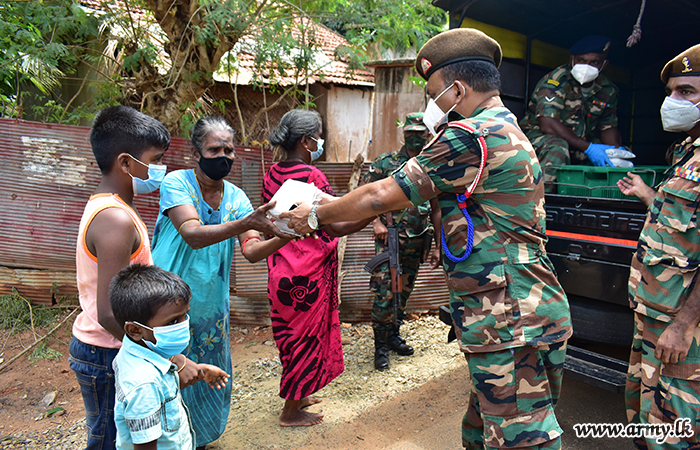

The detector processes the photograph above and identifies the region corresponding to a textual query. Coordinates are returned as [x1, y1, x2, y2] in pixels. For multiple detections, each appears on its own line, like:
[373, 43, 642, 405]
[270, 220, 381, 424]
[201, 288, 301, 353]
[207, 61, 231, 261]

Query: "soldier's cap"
[661, 43, 700, 84]
[403, 112, 427, 132]
[415, 28, 502, 81]
[569, 35, 612, 55]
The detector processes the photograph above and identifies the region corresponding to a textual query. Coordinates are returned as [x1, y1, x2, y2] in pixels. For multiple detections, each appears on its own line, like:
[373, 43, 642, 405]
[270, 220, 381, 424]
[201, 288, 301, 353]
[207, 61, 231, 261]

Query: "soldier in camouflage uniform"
[520, 36, 622, 189]
[617, 44, 700, 450]
[279, 28, 572, 449]
[363, 112, 440, 371]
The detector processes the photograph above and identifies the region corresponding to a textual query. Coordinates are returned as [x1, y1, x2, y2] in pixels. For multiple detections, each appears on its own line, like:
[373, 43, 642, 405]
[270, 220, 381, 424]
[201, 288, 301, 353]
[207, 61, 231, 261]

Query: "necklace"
[193, 169, 224, 210]
[286, 157, 307, 164]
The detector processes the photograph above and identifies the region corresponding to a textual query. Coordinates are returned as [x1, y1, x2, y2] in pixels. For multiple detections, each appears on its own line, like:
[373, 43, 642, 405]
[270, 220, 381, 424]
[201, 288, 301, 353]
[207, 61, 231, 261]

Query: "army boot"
[373, 328, 390, 371]
[387, 324, 414, 356]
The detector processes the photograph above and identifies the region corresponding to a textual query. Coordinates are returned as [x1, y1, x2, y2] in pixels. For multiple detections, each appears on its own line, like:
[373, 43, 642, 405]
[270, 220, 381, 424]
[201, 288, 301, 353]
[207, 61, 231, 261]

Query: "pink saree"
[262, 161, 344, 400]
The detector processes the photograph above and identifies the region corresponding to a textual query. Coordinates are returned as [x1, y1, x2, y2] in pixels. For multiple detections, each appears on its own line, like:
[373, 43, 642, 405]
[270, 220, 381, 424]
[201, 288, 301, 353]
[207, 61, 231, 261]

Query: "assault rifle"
[363, 212, 401, 327]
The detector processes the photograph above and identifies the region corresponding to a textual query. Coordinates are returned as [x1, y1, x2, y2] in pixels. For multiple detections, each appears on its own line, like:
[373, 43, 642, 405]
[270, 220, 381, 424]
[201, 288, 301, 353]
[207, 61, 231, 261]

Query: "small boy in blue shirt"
[110, 264, 229, 450]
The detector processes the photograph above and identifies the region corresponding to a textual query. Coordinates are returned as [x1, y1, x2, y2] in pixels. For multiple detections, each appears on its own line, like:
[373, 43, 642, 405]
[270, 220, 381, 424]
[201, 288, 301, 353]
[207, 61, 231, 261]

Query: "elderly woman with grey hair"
[262, 109, 371, 427]
[152, 116, 290, 448]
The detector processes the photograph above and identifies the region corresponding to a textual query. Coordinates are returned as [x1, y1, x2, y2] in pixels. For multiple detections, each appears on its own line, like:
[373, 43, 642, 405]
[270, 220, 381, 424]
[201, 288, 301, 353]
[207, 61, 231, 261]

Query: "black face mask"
[198, 153, 233, 180]
[405, 134, 427, 152]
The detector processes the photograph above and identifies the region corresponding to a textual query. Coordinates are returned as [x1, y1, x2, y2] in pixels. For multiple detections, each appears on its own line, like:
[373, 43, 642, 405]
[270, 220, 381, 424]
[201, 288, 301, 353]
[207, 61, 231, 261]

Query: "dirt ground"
[0, 312, 465, 449]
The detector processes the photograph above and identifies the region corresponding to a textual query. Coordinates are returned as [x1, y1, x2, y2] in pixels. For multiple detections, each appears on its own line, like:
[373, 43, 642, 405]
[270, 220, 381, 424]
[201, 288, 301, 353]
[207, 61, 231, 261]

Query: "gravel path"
[0, 315, 462, 450]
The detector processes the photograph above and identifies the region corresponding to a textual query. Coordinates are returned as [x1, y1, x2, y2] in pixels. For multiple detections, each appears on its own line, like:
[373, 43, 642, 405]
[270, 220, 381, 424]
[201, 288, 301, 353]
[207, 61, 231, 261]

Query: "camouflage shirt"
[629, 135, 700, 322]
[363, 146, 432, 238]
[393, 96, 572, 352]
[519, 64, 619, 142]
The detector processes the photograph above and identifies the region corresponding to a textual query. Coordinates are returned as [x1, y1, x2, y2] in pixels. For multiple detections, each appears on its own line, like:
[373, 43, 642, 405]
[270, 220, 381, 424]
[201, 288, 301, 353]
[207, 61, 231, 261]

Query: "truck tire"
[568, 295, 634, 346]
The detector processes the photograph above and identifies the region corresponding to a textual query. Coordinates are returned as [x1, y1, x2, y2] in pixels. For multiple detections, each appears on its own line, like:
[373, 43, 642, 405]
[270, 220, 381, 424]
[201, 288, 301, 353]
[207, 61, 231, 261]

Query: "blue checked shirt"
[113, 337, 194, 449]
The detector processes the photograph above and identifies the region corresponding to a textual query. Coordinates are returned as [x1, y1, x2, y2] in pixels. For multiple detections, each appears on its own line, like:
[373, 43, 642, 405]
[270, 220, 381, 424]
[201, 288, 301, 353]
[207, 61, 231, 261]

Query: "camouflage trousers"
[370, 235, 424, 329]
[529, 134, 587, 192]
[463, 341, 567, 449]
[625, 312, 700, 449]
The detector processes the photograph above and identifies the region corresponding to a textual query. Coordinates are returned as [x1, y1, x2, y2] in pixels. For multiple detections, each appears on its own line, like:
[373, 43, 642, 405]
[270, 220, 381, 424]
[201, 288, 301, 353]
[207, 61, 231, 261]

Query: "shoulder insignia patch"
[546, 79, 560, 87]
[674, 164, 700, 182]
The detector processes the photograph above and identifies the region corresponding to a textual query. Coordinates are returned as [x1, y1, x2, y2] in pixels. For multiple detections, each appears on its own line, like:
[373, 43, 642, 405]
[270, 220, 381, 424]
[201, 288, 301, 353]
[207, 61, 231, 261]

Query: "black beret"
[569, 35, 611, 55]
[415, 28, 502, 81]
[661, 43, 700, 84]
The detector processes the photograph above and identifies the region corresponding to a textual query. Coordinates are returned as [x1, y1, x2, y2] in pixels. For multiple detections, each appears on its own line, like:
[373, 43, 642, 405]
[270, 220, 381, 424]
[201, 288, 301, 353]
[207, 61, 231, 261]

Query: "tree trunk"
[121, 0, 243, 133]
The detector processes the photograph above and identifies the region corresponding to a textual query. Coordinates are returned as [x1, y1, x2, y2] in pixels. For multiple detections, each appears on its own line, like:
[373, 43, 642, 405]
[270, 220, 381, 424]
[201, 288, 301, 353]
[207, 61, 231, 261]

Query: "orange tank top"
[72, 194, 152, 349]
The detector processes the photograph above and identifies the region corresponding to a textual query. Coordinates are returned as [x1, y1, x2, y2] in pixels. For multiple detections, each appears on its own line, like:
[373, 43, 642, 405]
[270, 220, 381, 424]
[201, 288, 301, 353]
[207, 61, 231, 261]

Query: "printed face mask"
[404, 134, 427, 152]
[198, 153, 234, 180]
[660, 97, 700, 132]
[423, 83, 458, 136]
[570, 64, 600, 85]
[133, 315, 190, 359]
[128, 154, 166, 195]
[308, 137, 325, 161]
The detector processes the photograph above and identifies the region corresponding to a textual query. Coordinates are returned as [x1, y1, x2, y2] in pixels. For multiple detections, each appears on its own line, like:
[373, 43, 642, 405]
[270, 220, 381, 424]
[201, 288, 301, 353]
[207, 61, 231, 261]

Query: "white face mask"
[660, 97, 700, 132]
[570, 64, 600, 85]
[423, 82, 460, 136]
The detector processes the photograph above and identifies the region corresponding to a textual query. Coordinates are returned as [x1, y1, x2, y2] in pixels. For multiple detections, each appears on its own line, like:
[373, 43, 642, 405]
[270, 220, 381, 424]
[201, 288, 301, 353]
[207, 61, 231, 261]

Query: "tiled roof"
[214, 17, 374, 87]
[81, 1, 373, 87]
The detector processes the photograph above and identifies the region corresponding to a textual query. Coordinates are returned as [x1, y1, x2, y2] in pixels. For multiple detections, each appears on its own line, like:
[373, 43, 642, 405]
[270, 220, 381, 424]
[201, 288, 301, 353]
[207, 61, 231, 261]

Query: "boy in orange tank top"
[69, 106, 202, 450]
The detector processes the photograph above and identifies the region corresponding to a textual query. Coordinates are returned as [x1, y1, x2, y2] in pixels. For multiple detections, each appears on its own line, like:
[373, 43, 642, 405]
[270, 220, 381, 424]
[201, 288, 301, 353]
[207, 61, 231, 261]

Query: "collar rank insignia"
[674, 164, 700, 182]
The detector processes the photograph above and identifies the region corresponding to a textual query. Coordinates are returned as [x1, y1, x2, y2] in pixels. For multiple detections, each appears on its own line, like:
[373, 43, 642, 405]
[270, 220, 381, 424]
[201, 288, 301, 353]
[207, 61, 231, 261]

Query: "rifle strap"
[440, 122, 489, 263]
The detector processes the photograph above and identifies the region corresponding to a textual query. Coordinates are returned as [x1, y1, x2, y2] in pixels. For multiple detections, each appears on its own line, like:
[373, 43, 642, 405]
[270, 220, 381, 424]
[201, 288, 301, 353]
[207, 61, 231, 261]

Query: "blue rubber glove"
[584, 143, 615, 167]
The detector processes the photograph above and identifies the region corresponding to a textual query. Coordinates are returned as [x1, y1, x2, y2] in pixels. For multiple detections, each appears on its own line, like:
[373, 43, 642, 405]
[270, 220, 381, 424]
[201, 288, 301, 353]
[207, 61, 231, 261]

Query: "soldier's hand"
[429, 248, 441, 270]
[584, 143, 615, 167]
[279, 201, 314, 235]
[655, 322, 695, 365]
[373, 218, 388, 245]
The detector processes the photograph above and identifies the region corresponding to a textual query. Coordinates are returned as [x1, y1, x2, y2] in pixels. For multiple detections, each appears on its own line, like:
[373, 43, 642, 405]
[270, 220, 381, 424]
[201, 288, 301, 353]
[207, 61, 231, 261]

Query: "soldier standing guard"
[618, 44, 700, 450]
[520, 35, 623, 189]
[363, 112, 440, 371]
[279, 28, 572, 449]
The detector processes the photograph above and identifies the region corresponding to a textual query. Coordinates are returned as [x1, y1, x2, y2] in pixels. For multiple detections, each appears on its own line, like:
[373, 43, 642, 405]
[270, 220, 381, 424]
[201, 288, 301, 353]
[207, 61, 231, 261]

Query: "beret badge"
[682, 57, 693, 73]
[420, 58, 432, 74]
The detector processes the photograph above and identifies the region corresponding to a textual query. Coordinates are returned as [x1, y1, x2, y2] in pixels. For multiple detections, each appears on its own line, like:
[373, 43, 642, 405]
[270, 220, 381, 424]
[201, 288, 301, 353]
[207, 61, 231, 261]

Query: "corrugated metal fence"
[0, 118, 450, 325]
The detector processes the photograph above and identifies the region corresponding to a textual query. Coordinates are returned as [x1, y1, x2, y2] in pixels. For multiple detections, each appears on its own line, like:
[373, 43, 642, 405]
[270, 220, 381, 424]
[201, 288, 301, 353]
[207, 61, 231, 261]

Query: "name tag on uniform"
[674, 165, 700, 182]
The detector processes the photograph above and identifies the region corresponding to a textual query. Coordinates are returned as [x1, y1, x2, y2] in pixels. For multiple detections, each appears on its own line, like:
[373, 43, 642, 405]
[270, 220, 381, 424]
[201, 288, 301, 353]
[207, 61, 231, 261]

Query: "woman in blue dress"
[152, 116, 288, 448]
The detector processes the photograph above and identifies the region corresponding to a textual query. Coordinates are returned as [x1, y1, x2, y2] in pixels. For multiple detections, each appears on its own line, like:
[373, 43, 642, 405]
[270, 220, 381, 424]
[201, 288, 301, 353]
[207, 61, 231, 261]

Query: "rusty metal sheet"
[2, 119, 451, 322]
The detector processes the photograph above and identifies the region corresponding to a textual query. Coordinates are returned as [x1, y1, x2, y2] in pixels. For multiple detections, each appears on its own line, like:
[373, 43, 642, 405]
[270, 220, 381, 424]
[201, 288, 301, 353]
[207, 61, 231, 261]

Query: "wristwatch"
[308, 204, 320, 230]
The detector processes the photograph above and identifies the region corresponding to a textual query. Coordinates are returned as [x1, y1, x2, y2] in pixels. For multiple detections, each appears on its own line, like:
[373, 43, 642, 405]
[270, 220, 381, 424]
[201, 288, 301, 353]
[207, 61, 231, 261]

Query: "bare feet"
[279, 399, 324, 427]
[299, 397, 322, 409]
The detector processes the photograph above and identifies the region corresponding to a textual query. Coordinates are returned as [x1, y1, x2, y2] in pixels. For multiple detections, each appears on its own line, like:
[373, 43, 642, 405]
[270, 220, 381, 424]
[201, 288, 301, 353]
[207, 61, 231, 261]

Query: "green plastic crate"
[555, 165, 670, 198]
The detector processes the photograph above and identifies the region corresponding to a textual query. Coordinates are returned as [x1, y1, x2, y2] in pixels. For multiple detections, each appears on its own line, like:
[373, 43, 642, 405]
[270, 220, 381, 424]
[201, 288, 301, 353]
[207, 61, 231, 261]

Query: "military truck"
[431, 0, 700, 391]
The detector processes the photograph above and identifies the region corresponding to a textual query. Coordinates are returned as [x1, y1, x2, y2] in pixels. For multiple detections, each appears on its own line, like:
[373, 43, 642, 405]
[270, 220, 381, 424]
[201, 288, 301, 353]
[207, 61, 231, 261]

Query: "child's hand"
[198, 364, 230, 390]
[173, 355, 203, 389]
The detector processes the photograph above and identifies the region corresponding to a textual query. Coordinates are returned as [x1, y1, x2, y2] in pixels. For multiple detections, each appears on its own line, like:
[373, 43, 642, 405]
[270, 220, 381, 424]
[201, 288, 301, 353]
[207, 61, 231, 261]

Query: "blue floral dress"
[152, 169, 253, 446]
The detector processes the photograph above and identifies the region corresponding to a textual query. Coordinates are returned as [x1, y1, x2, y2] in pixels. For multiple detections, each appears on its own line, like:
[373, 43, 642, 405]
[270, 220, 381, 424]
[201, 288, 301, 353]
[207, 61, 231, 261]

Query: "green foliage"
[308, 0, 447, 58]
[30, 342, 63, 362]
[0, 290, 70, 333]
[410, 75, 428, 89]
[0, 0, 104, 119]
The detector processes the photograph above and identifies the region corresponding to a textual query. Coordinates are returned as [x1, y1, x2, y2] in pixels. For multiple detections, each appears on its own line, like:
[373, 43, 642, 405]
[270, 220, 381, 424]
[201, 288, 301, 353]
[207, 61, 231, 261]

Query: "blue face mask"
[128, 154, 167, 195]
[308, 137, 325, 161]
[134, 315, 190, 358]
